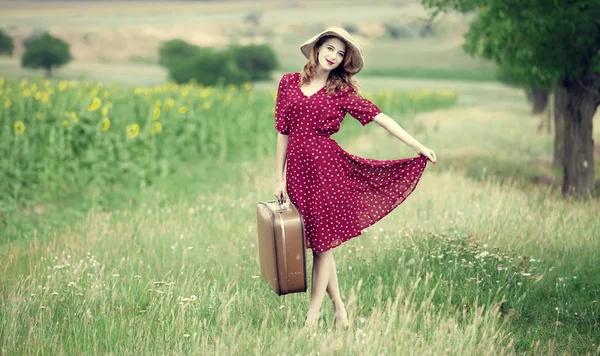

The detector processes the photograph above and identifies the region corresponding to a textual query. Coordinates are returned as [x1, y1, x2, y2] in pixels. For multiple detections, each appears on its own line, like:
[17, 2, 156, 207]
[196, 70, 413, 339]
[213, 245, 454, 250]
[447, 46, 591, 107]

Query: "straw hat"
[300, 27, 365, 73]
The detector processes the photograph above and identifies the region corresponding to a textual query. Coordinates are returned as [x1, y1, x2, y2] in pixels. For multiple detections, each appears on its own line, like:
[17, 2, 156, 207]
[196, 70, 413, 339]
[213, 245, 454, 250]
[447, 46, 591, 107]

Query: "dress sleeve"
[274, 73, 290, 135]
[339, 87, 382, 126]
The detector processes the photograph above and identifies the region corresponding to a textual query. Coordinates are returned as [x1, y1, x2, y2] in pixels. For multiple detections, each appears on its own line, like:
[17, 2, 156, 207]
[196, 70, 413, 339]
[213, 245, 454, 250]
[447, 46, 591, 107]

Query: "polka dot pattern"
[274, 72, 428, 253]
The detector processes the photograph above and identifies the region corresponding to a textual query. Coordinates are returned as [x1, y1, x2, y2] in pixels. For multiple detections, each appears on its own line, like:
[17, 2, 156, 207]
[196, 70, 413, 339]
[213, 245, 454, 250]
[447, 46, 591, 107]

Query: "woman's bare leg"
[305, 250, 332, 327]
[325, 252, 342, 304]
[326, 254, 349, 327]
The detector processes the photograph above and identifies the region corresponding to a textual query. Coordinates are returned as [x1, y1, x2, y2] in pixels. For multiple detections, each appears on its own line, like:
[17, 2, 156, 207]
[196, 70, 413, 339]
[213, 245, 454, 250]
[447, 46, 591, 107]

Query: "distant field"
[0, 0, 434, 24]
[0, 0, 497, 83]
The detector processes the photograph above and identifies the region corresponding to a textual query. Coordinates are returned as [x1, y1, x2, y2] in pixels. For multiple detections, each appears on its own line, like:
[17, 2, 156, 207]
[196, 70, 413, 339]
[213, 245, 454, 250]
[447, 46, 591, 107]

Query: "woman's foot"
[333, 303, 349, 329]
[304, 312, 320, 330]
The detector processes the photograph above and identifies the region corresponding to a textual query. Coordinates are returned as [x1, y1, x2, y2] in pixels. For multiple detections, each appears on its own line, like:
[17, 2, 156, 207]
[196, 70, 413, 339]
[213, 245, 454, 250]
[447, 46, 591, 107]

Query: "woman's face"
[317, 37, 346, 71]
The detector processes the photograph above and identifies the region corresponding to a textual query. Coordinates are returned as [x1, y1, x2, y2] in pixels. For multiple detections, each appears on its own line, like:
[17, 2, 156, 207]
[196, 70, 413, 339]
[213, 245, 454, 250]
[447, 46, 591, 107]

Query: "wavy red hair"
[299, 35, 363, 95]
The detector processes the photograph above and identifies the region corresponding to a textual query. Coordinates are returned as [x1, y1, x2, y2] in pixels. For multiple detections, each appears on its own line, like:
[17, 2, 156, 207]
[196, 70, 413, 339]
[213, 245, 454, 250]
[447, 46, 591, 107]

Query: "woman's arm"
[275, 133, 289, 182]
[372, 113, 423, 152]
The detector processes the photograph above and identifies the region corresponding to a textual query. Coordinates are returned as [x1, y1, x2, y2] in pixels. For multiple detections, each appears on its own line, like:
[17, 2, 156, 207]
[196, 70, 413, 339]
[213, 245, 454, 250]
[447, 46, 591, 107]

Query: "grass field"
[1, 73, 599, 354]
[1, 1, 599, 355]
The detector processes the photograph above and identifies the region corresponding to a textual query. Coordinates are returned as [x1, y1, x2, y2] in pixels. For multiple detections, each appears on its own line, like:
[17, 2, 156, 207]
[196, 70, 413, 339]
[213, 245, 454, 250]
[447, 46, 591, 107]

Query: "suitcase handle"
[277, 193, 291, 213]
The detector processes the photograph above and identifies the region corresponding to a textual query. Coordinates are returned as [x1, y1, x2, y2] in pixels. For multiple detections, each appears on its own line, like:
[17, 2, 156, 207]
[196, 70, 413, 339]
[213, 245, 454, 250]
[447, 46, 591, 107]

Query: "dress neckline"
[295, 72, 326, 99]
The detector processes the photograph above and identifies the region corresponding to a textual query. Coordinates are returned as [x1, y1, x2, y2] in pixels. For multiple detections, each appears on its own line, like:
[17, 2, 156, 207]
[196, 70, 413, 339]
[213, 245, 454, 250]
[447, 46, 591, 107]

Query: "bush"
[158, 39, 202, 68]
[159, 39, 279, 86]
[244, 11, 262, 26]
[228, 43, 278, 81]
[168, 48, 251, 86]
[0, 29, 14, 56]
[22, 29, 46, 50]
[383, 22, 415, 40]
[20, 32, 72, 77]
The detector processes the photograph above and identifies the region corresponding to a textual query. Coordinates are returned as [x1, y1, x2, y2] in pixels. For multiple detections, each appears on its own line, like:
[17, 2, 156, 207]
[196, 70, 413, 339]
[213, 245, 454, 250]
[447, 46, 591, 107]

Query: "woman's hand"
[273, 179, 287, 203]
[415, 145, 437, 164]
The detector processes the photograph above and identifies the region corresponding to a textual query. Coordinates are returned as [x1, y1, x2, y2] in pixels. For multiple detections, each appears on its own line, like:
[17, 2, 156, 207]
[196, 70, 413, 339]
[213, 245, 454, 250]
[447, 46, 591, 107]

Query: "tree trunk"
[45, 66, 52, 78]
[537, 91, 553, 135]
[547, 92, 552, 135]
[531, 89, 549, 114]
[553, 85, 567, 168]
[560, 68, 598, 199]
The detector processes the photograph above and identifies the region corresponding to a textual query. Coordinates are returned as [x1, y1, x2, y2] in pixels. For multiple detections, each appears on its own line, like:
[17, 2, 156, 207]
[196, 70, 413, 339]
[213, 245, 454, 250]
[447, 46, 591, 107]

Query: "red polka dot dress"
[274, 72, 428, 253]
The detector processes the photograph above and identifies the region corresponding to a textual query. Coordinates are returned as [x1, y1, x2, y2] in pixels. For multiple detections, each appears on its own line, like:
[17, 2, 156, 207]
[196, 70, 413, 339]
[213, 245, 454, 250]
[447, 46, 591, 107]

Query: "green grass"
[363, 66, 498, 82]
[0, 75, 457, 213]
[1, 80, 599, 354]
[281, 66, 499, 83]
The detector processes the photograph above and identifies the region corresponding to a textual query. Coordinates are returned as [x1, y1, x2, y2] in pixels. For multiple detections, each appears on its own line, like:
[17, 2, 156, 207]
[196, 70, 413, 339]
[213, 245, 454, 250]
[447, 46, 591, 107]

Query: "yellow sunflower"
[166, 98, 175, 110]
[87, 97, 101, 112]
[200, 87, 212, 98]
[101, 118, 111, 131]
[13, 121, 25, 135]
[152, 107, 161, 120]
[150, 121, 162, 134]
[126, 124, 139, 138]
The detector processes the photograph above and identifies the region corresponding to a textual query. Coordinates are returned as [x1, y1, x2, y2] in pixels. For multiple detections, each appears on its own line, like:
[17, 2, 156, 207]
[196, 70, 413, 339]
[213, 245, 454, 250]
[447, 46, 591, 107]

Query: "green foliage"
[0, 76, 457, 206]
[22, 29, 46, 50]
[495, 62, 556, 91]
[422, 0, 600, 84]
[422, 0, 477, 13]
[0, 29, 14, 56]
[383, 22, 414, 40]
[159, 39, 279, 85]
[20, 32, 72, 76]
[167, 48, 250, 85]
[227, 43, 278, 81]
[158, 39, 202, 68]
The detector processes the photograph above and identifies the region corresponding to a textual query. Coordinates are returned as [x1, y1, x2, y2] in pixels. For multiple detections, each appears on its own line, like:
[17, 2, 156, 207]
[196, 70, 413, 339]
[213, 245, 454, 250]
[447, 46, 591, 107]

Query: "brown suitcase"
[256, 195, 307, 295]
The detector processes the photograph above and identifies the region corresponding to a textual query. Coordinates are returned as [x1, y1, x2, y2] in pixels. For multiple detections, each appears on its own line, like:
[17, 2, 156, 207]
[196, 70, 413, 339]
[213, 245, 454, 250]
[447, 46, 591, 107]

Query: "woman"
[272, 27, 437, 329]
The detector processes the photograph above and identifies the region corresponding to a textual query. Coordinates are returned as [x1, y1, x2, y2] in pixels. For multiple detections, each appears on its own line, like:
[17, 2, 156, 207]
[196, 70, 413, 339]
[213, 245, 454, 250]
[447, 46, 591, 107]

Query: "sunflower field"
[0, 76, 457, 206]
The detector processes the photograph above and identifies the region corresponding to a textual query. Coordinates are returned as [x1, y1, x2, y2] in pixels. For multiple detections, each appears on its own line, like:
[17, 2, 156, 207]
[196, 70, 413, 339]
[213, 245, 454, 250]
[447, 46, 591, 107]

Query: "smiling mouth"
[326, 59, 334, 65]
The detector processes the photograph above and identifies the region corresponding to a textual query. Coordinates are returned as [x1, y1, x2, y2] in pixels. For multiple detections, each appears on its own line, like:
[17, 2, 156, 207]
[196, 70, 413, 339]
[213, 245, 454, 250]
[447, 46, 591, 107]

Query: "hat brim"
[300, 27, 364, 73]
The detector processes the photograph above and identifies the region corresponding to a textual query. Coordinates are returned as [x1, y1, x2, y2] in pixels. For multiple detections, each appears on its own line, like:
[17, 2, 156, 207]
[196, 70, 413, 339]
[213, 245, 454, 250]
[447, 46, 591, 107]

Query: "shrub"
[167, 47, 249, 85]
[158, 39, 202, 68]
[159, 39, 278, 85]
[20, 32, 72, 77]
[22, 29, 46, 50]
[244, 11, 262, 26]
[383, 22, 415, 40]
[227, 43, 278, 81]
[0, 29, 14, 56]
